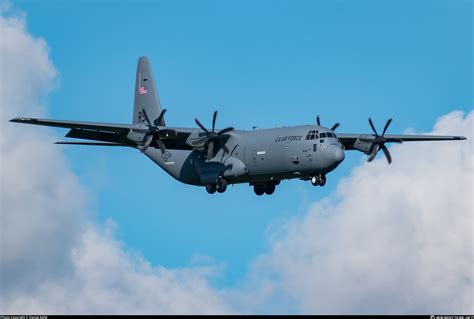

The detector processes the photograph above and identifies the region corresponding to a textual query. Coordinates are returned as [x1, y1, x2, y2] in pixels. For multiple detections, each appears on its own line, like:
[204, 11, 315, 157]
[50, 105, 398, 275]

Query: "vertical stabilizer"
[133, 56, 165, 126]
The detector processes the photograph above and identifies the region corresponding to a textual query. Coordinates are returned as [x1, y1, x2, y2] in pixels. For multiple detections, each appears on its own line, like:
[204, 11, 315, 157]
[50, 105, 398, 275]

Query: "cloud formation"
[1, 4, 472, 315]
[0, 9, 230, 315]
[244, 111, 473, 314]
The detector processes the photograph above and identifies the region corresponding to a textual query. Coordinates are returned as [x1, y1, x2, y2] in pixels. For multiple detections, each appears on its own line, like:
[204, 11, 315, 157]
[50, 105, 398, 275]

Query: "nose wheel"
[311, 174, 326, 186]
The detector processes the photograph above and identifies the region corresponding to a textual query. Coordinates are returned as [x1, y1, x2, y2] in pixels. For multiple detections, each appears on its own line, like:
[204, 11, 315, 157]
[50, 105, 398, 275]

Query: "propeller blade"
[382, 118, 392, 136]
[154, 108, 167, 126]
[207, 140, 214, 160]
[368, 117, 378, 136]
[367, 152, 376, 162]
[217, 126, 234, 135]
[195, 118, 209, 134]
[140, 134, 153, 152]
[380, 144, 392, 164]
[156, 139, 166, 154]
[367, 144, 379, 162]
[217, 139, 230, 154]
[222, 143, 230, 154]
[331, 123, 340, 131]
[316, 115, 321, 126]
[142, 109, 152, 127]
[212, 111, 217, 133]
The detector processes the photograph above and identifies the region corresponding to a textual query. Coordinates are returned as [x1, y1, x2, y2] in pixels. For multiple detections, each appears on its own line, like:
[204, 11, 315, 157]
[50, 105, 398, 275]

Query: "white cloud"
[242, 111, 473, 314]
[0, 8, 230, 315]
[0, 9, 85, 295]
[3, 222, 229, 314]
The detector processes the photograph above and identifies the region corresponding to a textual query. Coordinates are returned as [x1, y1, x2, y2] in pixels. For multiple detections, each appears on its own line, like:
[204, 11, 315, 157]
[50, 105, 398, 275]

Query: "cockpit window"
[327, 132, 334, 138]
[306, 130, 318, 140]
[320, 133, 327, 138]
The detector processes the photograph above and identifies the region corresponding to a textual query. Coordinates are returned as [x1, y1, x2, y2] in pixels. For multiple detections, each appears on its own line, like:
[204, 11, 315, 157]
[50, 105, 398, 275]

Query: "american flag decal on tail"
[138, 86, 148, 95]
[139, 86, 147, 95]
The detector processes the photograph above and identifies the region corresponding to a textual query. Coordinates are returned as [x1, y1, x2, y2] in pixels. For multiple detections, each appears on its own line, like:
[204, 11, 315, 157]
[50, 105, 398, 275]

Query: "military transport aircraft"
[10, 57, 467, 195]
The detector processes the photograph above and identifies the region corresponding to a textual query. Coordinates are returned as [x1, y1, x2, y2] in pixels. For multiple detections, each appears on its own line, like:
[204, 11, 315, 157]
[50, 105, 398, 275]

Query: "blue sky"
[15, 0, 472, 287]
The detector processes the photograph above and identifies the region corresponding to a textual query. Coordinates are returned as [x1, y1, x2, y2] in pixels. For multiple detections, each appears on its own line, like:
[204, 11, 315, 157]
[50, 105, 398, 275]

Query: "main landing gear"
[253, 181, 278, 196]
[206, 177, 228, 194]
[311, 174, 326, 187]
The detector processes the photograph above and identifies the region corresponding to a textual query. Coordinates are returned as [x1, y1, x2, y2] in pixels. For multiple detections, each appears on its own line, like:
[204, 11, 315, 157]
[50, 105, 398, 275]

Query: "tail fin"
[133, 56, 165, 126]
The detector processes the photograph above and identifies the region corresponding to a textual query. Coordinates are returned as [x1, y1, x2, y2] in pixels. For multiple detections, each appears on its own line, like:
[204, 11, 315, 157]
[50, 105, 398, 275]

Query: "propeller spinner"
[139, 108, 177, 153]
[359, 117, 402, 164]
[191, 111, 234, 161]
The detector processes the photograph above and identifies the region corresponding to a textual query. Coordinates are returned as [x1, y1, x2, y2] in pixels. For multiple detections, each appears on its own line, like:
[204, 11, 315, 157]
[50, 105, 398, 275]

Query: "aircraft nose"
[334, 147, 345, 162]
[327, 145, 345, 163]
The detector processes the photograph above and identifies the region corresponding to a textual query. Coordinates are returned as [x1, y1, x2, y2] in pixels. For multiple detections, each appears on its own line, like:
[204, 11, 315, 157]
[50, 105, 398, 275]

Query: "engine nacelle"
[126, 125, 148, 143]
[353, 135, 374, 155]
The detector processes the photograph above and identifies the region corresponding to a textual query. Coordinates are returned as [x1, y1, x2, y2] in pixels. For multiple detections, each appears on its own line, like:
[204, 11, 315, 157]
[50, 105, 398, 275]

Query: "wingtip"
[10, 117, 35, 123]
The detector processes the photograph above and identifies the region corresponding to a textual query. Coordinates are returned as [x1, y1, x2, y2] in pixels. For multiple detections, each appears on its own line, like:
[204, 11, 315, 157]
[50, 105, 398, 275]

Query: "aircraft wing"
[10, 117, 132, 132]
[338, 133, 467, 150]
[10, 117, 192, 148]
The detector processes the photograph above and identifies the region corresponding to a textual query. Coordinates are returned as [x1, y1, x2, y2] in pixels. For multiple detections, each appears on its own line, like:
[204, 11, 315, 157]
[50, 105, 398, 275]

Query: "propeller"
[139, 108, 176, 153]
[360, 117, 402, 164]
[316, 115, 340, 131]
[191, 111, 234, 161]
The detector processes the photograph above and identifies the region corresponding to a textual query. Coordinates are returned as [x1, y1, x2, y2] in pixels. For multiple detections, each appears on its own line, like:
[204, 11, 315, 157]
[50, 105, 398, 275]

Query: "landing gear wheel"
[217, 178, 228, 193]
[254, 186, 265, 196]
[206, 184, 217, 194]
[319, 175, 326, 186]
[311, 176, 320, 186]
[264, 183, 275, 195]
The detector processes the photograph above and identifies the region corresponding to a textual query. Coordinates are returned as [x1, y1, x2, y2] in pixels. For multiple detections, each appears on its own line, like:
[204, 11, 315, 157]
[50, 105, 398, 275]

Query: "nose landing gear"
[311, 174, 326, 187]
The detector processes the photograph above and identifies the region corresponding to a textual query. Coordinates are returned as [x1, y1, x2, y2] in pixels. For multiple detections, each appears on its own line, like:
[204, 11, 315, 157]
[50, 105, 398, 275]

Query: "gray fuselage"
[144, 125, 345, 186]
